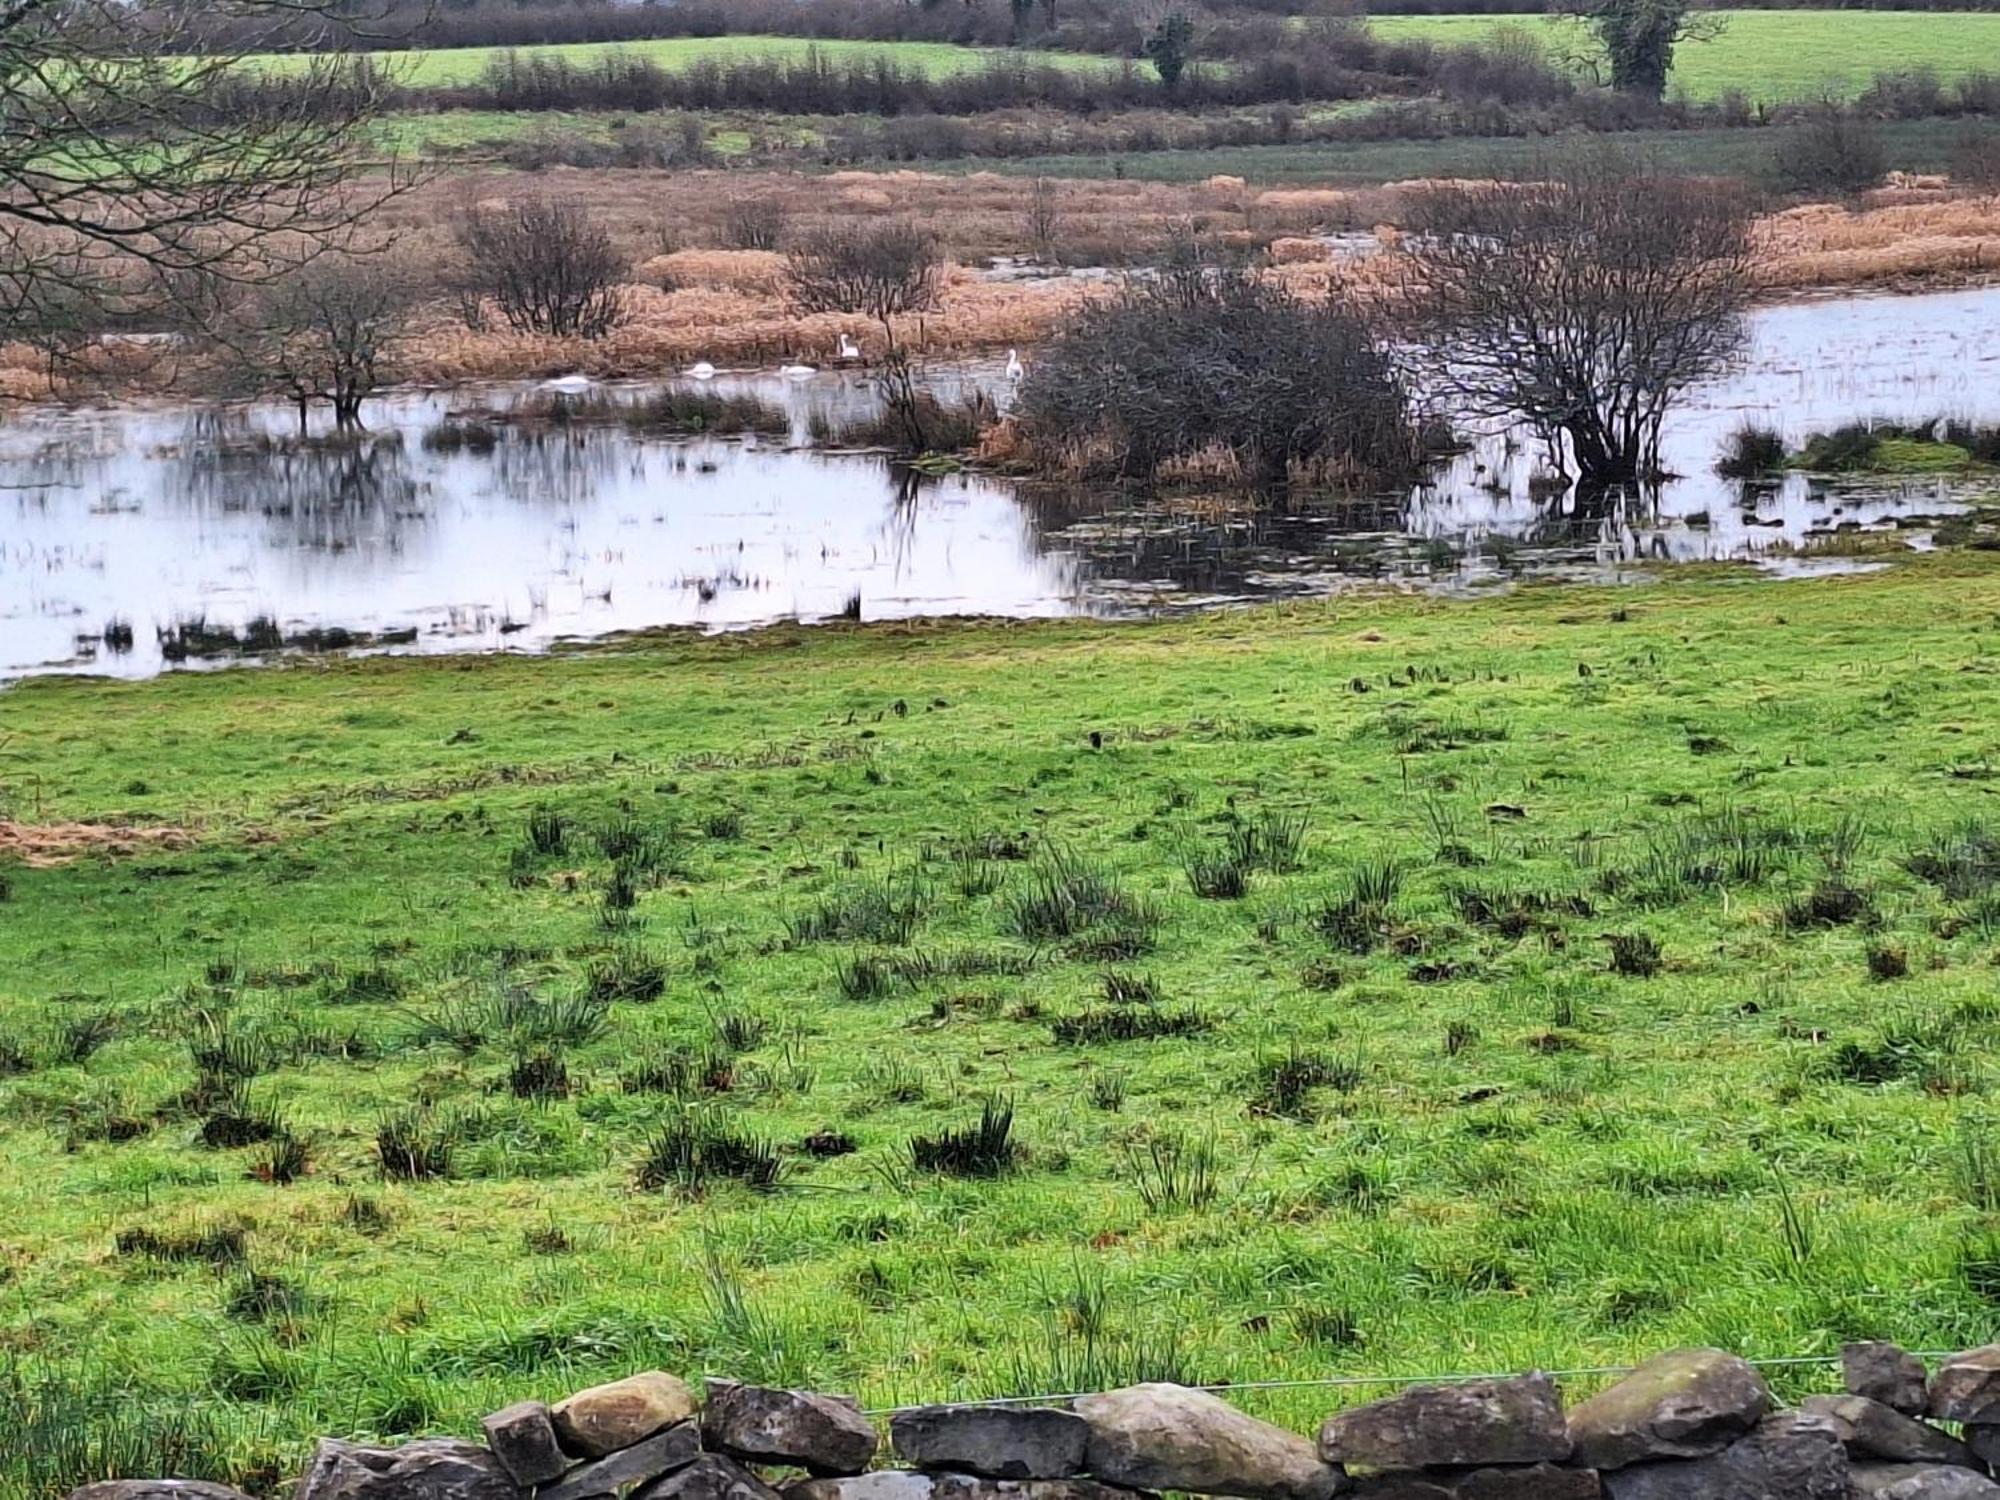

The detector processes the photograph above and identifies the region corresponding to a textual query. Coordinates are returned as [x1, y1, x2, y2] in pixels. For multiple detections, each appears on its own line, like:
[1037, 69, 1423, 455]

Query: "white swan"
[837, 334, 862, 362]
[539, 373, 593, 394]
[1005, 349, 1024, 382]
[687, 362, 718, 380]
[779, 362, 817, 378]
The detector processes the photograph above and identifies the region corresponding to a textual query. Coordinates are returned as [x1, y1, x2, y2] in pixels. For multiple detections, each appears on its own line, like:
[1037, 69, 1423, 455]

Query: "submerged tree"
[0, 0, 410, 343]
[213, 255, 425, 430]
[1553, 0, 1725, 100]
[1398, 152, 1753, 492]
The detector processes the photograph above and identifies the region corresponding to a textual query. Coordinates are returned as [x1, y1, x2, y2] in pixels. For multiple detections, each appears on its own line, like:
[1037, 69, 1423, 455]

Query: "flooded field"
[5, 286, 1998, 679]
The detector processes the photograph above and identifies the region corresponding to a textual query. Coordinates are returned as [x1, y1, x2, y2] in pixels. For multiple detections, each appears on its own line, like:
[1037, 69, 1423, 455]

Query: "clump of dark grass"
[1010, 849, 1146, 942]
[1450, 882, 1592, 939]
[1101, 971, 1160, 1006]
[801, 1129, 857, 1158]
[859, 1055, 927, 1104]
[1315, 858, 1404, 954]
[1444, 1019, 1479, 1056]
[910, 1096, 1017, 1177]
[1126, 1129, 1219, 1211]
[197, 1095, 287, 1151]
[1794, 422, 1884, 473]
[223, 1268, 315, 1324]
[1717, 424, 1787, 479]
[1904, 819, 2000, 901]
[586, 943, 668, 1003]
[637, 1108, 785, 1195]
[569, 386, 789, 438]
[714, 1010, 768, 1051]
[1183, 850, 1252, 900]
[1250, 1043, 1361, 1118]
[115, 1221, 247, 1265]
[1820, 1004, 1981, 1090]
[323, 963, 405, 1005]
[701, 809, 745, 840]
[1866, 941, 1909, 982]
[1088, 1071, 1128, 1112]
[950, 848, 1008, 898]
[1228, 811, 1309, 874]
[52, 1012, 116, 1065]
[509, 1049, 572, 1100]
[1614, 806, 1802, 905]
[1051, 1003, 1210, 1046]
[836, 953, 896, 1001]
[250, 1131, 312, 1185]
[622, 1043, 738, 1097]
[523, 1220, 574, 1254]
[594, 815, 678, 871]
[1606, 931, 1663, 978]
[525, 804, 570, 857]
[410, 989, 611, 1053]
[1781, 876, 1875, 931]
[788, 870, 931, 947]
[1383, 713, 1509, 754]
[375, 1105, 463, 1180]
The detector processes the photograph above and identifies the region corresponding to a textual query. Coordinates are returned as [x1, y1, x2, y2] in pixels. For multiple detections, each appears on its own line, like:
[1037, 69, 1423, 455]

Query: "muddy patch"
[0, 820, 195, 867]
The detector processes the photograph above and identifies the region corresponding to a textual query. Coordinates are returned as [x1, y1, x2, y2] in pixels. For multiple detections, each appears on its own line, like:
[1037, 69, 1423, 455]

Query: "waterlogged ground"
[4, 558, 2000, 1493]
[6, 287, 2000, 680]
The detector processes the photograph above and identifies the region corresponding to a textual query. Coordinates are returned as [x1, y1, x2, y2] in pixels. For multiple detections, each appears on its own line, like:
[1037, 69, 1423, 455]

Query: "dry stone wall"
[67, 1342, 2000, 1500]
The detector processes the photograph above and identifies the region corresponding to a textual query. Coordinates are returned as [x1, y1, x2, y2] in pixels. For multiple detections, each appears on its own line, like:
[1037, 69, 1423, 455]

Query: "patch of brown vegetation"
[0, 820, 195, 867]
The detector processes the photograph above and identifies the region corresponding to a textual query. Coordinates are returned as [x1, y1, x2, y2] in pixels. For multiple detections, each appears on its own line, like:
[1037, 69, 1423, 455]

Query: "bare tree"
[1025, 178, 1062, 265]
[785, 222, 941, 333]
[453, 197, 628, 338]
[723, 195, 792, 252]
[214, 254, 425, 430]
[1398, 153, 1753, 491]
[1552, 0, 1725, 99]
[0, 0, 410, 337]
[1019, 258, 1417, 489]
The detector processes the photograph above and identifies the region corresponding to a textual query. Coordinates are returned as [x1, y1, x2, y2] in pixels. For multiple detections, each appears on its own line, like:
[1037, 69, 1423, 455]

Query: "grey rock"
[1599, 1411, 1848, 1500]
[1846, 1344, 1931, 1417]
[1075, 1384, 1347, 1500]
[704, 1385, 879, 1477]
[553, 1373, 700, 1460]
[1318, 1374, 1570, 1470]
[1931, 1347, 2000, 1425]
[1853, 1465, 2000, 1500]
[1962, 1427, 2000, 1468]
[638, 1455, 782, 1500]
[1566, 1349, 1771, 1471]
[295, 1438, 521, 1500]
[537, 1424, 700, 1500]
[481, 1400, 571, 1487]
[1800, 1395, 1974, 1466]
[1350, 1464, 1599, 1500]
[70, 1486, 257, 1500]
[787, 1476, 1147, 1500]
[891, 1406, 1089, 1479]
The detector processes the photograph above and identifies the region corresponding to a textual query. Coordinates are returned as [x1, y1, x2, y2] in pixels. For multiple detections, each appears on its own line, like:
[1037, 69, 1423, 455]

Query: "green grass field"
[325, 11, 1998, 104]
[6, 554, 2000, 1491]
[1371, 10, 2000, 102]
[289, 34, 1120, 87]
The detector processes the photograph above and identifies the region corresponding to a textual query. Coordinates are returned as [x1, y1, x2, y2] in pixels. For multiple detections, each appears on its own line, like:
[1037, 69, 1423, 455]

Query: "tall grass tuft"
[637, 1109, 785, 1196]
[910, 1097, 1017, 1177]
[1125, 1129, 1220, 1210]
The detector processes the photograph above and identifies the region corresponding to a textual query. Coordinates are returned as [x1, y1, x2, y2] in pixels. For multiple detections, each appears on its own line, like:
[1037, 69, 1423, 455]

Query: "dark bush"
[453, 196, 627, 339]
[1771, 107, 1889, 195]
[786, 222, 942, 324]
[1717, 425, 1787, 479]
[1015, 251, 1417, 489]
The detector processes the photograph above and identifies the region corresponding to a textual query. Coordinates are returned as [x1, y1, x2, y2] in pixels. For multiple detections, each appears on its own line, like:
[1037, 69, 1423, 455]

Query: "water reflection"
[5, 286, 1999, 680]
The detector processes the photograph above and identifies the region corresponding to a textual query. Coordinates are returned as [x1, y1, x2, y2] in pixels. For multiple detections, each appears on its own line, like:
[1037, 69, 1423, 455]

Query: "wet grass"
[4, 554, 2000, 1487]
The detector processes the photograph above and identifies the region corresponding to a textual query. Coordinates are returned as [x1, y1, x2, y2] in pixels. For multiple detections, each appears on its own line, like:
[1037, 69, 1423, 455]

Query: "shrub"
[724, 195, 791, 251]
[1717, 425, 1787, 479]
[786, 221, 942, 325]
[453, 196, 628, 338]
[1771, 108, 1888, 195]
[1016, 252, 1416, 489]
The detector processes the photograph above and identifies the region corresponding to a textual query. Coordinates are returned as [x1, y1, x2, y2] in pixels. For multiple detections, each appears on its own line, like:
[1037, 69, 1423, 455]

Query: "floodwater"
[4, 286, 1998, 680]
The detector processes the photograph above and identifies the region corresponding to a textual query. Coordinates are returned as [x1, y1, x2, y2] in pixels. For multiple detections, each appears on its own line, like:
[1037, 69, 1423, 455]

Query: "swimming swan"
[1005, 349, 1024, 382]
[837, 334, 862, 362]
[539, 373, 593, 394]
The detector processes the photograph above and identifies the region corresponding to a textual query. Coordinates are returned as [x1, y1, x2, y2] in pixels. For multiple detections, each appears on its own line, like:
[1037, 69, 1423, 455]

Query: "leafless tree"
[0, 0, 412, 339]
[1551, 0, 1725, 99]
[213, 254, 425, 430]
[453, 197, 628, 338]
[1397, 153, 1754, 491]
[785, 222, 942, 332]
[1025, 178, 1063, 265]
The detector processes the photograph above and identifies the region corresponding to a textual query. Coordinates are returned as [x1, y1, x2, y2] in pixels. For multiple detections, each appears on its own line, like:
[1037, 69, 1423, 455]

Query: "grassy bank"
[5, 556, 2000, 1490]
[1372, 10, 2000, 104]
